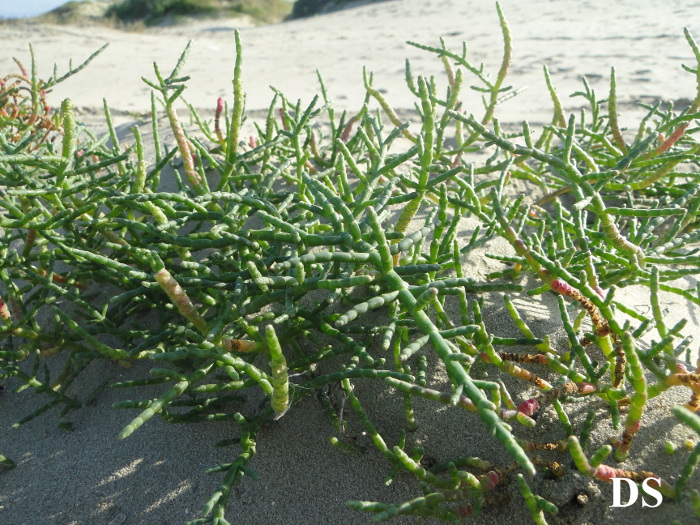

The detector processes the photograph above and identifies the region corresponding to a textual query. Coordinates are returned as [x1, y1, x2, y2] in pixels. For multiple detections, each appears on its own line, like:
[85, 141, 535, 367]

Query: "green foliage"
[291, 0, 330, 18]
[2, 4, 700, 523]
[290, 0, 383, 19]
[106, 0, 291, 25]
[34, 1, 113, 24]
[107, 0, 216, 22]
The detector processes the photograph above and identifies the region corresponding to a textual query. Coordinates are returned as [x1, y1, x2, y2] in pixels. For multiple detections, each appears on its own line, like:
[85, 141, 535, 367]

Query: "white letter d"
[611, 478, 638, 508]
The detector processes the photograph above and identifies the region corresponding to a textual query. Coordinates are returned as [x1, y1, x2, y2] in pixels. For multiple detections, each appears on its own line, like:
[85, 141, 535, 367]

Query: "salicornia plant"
[2, 4, 700, 523]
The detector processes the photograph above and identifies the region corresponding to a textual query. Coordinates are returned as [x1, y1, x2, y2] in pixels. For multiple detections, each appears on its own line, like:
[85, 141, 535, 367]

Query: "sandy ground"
[3, 0, 700, 126]
[2, 1, 700, 524]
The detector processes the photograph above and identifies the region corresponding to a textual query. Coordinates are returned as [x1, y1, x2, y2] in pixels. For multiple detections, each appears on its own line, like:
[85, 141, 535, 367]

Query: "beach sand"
[2, 1, 700, 524]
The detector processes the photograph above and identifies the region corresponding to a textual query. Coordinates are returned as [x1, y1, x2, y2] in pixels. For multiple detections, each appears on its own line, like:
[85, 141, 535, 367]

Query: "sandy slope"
[1, 1, 700, 524]
[2, 0, 699, 125]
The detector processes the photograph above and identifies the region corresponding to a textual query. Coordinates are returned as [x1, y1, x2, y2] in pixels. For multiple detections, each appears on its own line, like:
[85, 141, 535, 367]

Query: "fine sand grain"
[2, 1, 700, 524]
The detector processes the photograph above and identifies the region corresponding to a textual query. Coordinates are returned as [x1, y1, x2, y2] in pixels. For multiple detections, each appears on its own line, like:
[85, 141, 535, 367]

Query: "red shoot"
[214, 97, 225, 144]
[551, 278, 576, 297]
[517, 398, 539, 417]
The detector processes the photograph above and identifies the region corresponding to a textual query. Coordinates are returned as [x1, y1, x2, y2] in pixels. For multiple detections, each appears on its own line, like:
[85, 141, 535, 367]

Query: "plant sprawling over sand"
[2, 5, 700, 524]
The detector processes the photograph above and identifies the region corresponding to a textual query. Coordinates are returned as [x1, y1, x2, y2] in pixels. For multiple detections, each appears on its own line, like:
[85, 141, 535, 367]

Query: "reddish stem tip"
[517, 398, 539, 417]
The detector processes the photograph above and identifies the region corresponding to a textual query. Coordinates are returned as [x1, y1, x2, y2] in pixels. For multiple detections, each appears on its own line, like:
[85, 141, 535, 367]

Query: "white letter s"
[641, 478, 663, 508]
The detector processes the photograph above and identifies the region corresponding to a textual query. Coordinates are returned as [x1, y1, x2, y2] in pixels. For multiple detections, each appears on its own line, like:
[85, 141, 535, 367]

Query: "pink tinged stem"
[594, 465, 675, 498]
[551, 277, 576, 297]
[578, 382, 596, 394]
[479, 471, 500, 491]
[154, 268, 208, 335]
[517, 382, 593, 418]
[654, 123, 688, 156]
[594, 464, 621, 481]
[0, 296, 11, 321]
[676, 362, 690, 374]
[278, 108, 287, 131]
[165, 104, 203, 190]
[517, 398, 540, 417]
[341, 114, 360, 142]
[214, 97, 225, 144]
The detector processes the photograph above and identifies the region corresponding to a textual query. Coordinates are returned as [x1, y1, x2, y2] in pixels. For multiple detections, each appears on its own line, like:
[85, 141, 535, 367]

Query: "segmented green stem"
[265, 325, 289, 419]
[221, 30, 245, 188]
[118, 363, 213, 439]
[614, 332, 647, 461]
